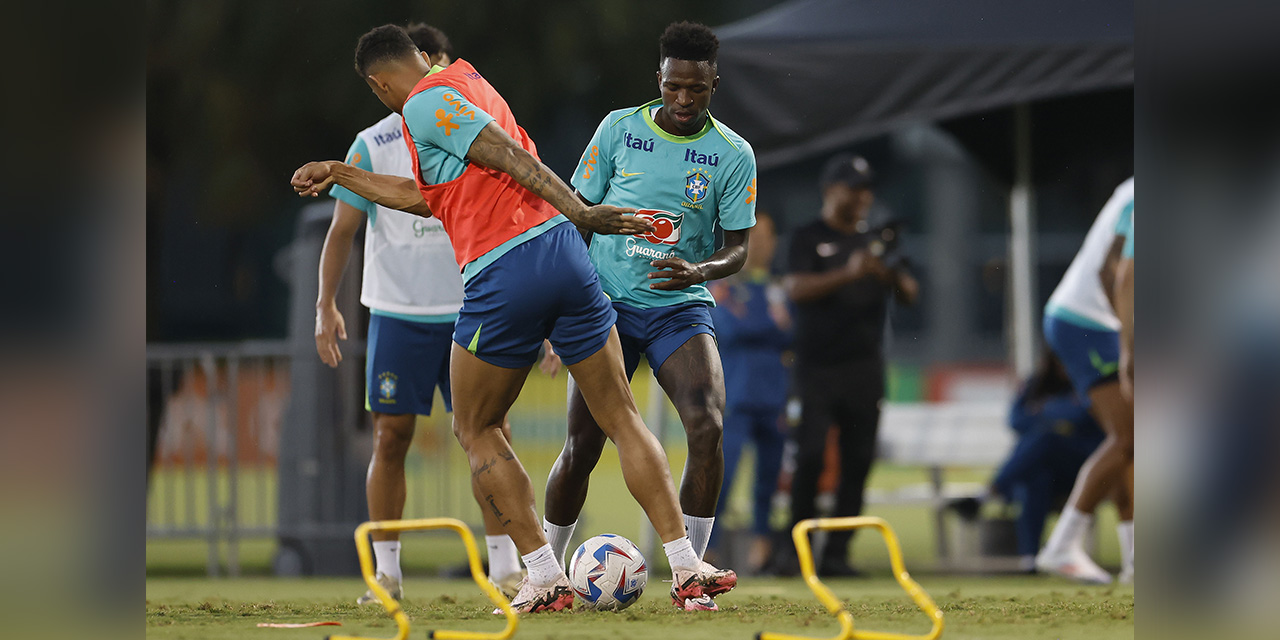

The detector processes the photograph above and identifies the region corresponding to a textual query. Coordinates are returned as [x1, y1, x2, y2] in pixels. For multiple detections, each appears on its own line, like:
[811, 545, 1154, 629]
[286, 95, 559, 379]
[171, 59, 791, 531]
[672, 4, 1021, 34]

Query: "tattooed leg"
[472, 418, 526, 536]
[449, 344, 546, 554]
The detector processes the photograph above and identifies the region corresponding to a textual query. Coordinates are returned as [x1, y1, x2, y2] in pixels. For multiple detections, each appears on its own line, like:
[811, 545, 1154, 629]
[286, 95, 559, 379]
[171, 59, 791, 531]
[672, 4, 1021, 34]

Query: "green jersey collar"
[641, 98, 713, 143]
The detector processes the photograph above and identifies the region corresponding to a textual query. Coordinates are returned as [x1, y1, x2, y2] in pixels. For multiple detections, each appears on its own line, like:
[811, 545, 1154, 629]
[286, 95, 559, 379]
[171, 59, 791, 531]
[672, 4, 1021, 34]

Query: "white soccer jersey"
[333, 113, 464, 317]
[1045, 177, 1135, 331]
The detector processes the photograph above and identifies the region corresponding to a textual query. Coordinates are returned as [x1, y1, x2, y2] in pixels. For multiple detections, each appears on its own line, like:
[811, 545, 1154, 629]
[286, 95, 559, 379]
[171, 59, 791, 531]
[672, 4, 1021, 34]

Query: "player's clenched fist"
[292, 161, 339, 197]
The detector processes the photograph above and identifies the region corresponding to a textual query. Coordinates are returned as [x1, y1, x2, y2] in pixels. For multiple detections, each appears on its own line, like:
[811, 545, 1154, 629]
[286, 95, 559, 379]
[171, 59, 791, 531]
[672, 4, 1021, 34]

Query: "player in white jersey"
[314, 23, 523, 603]
[1036, 177, 1135, 584]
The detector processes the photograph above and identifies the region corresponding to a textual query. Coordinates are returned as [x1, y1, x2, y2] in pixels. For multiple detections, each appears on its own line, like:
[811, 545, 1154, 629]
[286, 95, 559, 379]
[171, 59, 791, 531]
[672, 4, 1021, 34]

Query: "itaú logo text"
[634, 209, 683, 245]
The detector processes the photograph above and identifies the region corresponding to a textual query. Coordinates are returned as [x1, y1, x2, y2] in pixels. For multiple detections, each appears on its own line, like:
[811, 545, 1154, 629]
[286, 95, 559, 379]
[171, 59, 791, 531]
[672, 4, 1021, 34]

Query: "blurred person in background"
[540, 22, 756, 602]
[313, 23, 524, 603]
[293, 24, 733, 613]
[780, 154, 918, 576]
[705, 211, 791, 572]
[1036, 177, 1134, 584]
[954, 347, 1105, 572]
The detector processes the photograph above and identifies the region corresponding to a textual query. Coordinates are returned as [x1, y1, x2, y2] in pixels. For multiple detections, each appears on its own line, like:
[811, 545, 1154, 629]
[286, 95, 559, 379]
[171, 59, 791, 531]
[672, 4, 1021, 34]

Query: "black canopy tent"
[713, 0, 1133, 170]
[713, 0, 1133, 376]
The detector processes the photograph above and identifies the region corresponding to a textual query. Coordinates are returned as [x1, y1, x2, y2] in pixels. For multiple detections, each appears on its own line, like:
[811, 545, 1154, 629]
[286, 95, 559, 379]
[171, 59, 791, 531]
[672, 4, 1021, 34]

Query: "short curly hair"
[354, 24, 418, 76]
[406, 22, 453, 59]
[659, 21, 719, 66]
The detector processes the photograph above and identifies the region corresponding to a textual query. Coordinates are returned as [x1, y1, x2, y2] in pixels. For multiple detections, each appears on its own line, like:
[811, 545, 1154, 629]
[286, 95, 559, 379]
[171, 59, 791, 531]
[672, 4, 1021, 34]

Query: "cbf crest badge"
[685, 170, 711, 204]
[377, 372, 398, 403]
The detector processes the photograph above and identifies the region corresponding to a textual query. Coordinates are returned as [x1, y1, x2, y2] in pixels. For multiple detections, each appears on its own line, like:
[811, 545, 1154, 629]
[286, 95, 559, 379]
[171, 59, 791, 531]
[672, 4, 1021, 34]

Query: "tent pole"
[1009, 103, 1038, 378]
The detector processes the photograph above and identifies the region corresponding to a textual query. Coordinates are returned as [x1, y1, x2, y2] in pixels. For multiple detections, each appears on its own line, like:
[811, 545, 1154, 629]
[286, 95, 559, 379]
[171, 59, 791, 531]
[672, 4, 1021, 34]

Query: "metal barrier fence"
[146, 336, 1014, 577]
[146, 336, 685, 577]
[147, 204, 699, 577]
[146, 340, 291, 576]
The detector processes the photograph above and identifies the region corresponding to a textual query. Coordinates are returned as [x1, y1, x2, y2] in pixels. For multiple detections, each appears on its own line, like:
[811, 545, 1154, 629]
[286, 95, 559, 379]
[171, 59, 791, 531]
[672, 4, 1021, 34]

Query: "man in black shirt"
[782, 154, 918, 576]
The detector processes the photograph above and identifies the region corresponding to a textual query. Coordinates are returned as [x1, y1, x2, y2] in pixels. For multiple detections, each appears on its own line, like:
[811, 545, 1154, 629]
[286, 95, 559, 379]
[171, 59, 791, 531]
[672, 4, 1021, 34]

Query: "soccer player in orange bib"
[292, 25, 731, 612]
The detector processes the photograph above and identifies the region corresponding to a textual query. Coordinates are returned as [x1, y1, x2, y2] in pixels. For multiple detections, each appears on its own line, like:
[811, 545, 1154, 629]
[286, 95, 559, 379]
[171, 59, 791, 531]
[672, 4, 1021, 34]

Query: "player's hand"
[648, 258, 706, 290]
[575, 205, 655, 236]
[292, 161, 339, 198]
[539, 340, 563, 378]
[315, 303, 347, 368]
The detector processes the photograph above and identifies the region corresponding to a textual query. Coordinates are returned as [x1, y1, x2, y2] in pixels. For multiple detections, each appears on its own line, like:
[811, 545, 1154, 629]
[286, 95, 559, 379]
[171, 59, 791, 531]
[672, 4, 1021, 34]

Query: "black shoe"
[818, 557, 863, 577]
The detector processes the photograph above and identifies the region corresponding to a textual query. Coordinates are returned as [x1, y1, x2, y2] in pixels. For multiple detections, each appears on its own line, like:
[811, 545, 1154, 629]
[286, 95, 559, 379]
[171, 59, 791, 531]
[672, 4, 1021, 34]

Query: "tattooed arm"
[464, 122, 654, 236]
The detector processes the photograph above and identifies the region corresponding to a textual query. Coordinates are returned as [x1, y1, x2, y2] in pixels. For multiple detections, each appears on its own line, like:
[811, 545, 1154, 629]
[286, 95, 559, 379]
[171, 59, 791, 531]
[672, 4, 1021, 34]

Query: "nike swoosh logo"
[619, 169, 645, 177]
[1089, 349, 1119, 376]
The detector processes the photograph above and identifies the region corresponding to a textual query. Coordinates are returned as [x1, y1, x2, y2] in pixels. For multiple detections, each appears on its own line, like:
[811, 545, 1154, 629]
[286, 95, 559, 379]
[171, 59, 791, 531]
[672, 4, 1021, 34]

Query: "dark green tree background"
[147, 0, 780, 340]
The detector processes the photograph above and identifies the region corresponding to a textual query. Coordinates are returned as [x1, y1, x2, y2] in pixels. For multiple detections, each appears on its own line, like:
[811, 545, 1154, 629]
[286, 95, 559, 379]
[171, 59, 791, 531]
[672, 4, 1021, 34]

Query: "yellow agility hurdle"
[757, 516, 944, 640]
[326, 518, 518, 640]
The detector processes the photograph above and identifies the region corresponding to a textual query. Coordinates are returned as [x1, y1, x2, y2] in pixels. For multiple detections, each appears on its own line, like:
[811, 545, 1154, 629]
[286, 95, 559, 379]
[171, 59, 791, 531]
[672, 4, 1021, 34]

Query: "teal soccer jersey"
[571, 99, 757, 309]
[401, 65, 495, 185]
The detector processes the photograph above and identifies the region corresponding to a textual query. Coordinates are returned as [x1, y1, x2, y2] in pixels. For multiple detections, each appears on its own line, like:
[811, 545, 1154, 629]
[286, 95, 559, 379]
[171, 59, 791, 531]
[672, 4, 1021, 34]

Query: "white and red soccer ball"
[567, 534, 648, 610]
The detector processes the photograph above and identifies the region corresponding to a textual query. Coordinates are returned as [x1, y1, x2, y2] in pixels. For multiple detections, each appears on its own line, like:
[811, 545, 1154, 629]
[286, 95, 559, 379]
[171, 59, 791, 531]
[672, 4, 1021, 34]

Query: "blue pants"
[710, 404, 787, 550]
[992, 424, 1103, 556]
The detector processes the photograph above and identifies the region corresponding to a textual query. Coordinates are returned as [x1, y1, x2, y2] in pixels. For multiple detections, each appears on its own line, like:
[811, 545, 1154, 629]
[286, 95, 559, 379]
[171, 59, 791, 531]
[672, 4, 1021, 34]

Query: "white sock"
[1043, 507, 1092, 556]
[543, 518, 578, 571]
[486, 535, 522, 580]
[683, 514, 715, 561]
[1018, 554, 1036, 572]
[522, 543, 562, 587]
[663, 536, 700, 570]
[372, 540, 402, 582]
[1117, 521, 1134, 573]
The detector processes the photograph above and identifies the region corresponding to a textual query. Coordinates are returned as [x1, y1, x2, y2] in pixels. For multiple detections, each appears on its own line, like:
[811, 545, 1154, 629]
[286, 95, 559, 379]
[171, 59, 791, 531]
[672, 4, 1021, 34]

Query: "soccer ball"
[567, 534, 648, 610]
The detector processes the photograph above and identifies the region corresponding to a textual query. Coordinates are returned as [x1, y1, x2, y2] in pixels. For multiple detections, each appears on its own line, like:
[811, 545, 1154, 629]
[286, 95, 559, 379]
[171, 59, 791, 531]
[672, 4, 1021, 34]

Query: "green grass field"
[149, 367, 1132, 638]
[147, 466, 1132, 640]
[147, 457, 1122, 577]
[148, 456, 1131, 638]
[146, 575, 1132, 640]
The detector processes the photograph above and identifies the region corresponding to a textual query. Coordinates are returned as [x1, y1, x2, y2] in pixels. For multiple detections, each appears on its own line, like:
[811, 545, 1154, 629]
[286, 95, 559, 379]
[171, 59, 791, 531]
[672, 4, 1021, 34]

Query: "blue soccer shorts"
[453, 221, 617, 369]
[613, 301, 716, 378]
[366, 313, 454, 416]
[1043, 313, 1121, 403]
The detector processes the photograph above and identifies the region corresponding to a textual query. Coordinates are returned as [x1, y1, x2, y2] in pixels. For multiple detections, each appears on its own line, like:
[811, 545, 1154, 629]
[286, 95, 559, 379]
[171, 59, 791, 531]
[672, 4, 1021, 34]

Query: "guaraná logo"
[634, 209, 683, 245]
